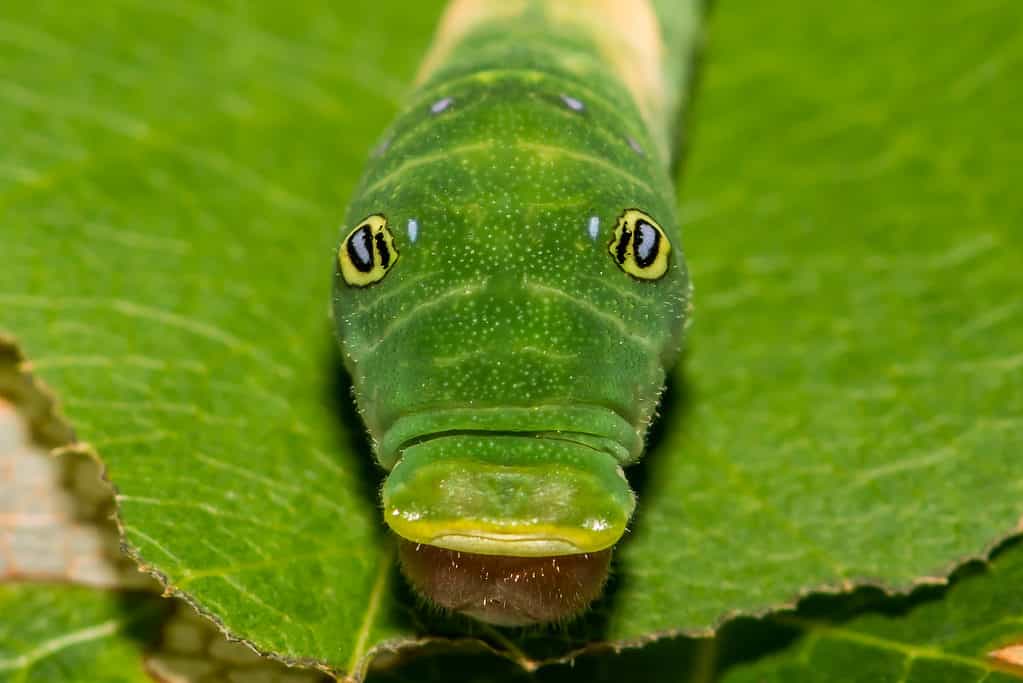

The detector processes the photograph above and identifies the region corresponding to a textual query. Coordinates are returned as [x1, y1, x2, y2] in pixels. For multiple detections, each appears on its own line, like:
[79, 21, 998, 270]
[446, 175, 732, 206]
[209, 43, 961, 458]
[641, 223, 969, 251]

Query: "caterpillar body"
[333, 0, 700, 625]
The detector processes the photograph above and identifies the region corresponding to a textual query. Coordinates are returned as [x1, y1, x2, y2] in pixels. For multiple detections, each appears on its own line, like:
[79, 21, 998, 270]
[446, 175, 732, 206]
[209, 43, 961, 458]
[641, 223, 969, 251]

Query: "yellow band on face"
[385, 516, 622, 557]
[382, 434, 636, 557]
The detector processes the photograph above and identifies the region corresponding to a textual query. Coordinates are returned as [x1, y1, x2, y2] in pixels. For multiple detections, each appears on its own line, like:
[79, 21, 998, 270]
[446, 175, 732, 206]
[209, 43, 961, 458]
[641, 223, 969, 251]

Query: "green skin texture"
[333, 4, 695, 557]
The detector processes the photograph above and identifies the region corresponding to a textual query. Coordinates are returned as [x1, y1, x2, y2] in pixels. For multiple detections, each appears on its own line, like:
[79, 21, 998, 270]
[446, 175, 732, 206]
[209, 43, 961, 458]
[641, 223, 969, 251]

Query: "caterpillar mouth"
[382, 431, 634, 623]
[398, 540, 612, 626]
[381, 433, 635, 557]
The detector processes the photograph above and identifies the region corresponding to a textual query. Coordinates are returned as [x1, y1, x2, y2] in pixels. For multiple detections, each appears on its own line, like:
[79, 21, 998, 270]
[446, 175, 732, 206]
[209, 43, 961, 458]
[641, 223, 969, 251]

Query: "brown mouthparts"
[397, 539, 612, 626]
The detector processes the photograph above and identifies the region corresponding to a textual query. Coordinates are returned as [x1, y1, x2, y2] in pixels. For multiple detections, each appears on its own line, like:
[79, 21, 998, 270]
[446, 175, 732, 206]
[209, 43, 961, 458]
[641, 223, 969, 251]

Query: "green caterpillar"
[333, 0, 700, 625]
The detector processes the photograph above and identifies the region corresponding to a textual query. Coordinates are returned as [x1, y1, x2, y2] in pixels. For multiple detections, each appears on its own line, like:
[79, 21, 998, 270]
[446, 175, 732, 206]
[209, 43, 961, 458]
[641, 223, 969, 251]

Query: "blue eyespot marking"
[408, 218, 419, 243]
[635, 221, 658, 263]
[588, 215, 600, 240]
[350, 228, 372, 265]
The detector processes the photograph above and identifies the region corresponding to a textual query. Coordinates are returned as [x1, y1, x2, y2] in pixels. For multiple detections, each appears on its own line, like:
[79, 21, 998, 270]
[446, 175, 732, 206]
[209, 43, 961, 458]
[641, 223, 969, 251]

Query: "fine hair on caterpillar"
[333, 0, 699, 624]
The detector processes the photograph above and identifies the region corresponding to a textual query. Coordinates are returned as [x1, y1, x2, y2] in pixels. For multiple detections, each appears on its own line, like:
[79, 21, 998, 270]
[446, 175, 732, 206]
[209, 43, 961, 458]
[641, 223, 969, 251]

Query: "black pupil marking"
[615, 226, 632, 264]
[374, 231, 391, 269]
[347, 225, 374, 272]
[633, 220, 660, 268]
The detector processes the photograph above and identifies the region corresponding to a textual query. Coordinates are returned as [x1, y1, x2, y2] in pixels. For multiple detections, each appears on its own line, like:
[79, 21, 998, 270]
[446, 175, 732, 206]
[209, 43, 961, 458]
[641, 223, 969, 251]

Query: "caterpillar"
[333, 0, 700, 625]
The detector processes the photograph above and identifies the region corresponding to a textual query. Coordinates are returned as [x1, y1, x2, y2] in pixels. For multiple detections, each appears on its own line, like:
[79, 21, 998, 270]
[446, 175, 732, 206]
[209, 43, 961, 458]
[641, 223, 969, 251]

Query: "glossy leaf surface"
[1, 0, 1020, 679]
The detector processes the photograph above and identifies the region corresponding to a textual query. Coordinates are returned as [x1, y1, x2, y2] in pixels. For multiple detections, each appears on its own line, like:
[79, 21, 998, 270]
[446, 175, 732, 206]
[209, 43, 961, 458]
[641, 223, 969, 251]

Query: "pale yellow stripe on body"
[545, 0, 669, 158]
[415, 0, 529, 83]
[416, 0, 670, 159]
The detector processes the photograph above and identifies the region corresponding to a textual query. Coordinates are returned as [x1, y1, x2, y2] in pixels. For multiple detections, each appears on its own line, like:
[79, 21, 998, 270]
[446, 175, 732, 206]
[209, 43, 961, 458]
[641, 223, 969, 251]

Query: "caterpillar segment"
[333, 0, 701, 625]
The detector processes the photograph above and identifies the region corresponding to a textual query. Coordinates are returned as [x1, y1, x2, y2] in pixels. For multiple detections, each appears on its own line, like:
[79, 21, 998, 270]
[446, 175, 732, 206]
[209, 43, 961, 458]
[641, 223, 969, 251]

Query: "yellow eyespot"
[608, 209, 671, 280]
[338, 214, 400, 287]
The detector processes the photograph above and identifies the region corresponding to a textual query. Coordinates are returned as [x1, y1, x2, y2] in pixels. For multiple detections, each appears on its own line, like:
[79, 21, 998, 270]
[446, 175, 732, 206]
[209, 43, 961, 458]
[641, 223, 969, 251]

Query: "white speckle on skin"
[431, 97, 453, 114]
[407, 218, 419, 243]
[627, 136, 644, 155]
[560, 94, 584, 111]
[587, 215, 600, 240]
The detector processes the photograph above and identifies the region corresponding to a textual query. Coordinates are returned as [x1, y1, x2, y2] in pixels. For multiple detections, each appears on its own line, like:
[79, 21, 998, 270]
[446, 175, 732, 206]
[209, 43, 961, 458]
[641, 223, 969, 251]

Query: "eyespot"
[338, 214, 400, 287]
[607, 209, 671, 280]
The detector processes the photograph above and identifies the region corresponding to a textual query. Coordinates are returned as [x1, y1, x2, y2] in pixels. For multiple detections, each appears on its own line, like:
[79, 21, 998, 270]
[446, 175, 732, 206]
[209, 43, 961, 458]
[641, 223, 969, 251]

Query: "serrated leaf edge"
[3, 333, 1022, 681]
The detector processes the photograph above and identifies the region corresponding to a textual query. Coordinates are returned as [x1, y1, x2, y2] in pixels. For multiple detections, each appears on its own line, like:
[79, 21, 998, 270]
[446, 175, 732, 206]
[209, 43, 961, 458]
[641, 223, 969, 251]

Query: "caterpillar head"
[332, 77, 689, 625]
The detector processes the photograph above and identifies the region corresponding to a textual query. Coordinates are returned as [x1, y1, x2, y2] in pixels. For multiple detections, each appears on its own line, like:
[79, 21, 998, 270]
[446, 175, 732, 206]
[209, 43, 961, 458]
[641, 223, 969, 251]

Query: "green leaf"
[0, 584, 164, 683]
[604, 0, 1023, 639]
[1, 0, 1021, 680]
[0, 2, 446, 676]
[717, 543, 1023, 682]
[367, 541, 1023, 682]
[0, 397, 329, 683]
[0, 585, 336, 683]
